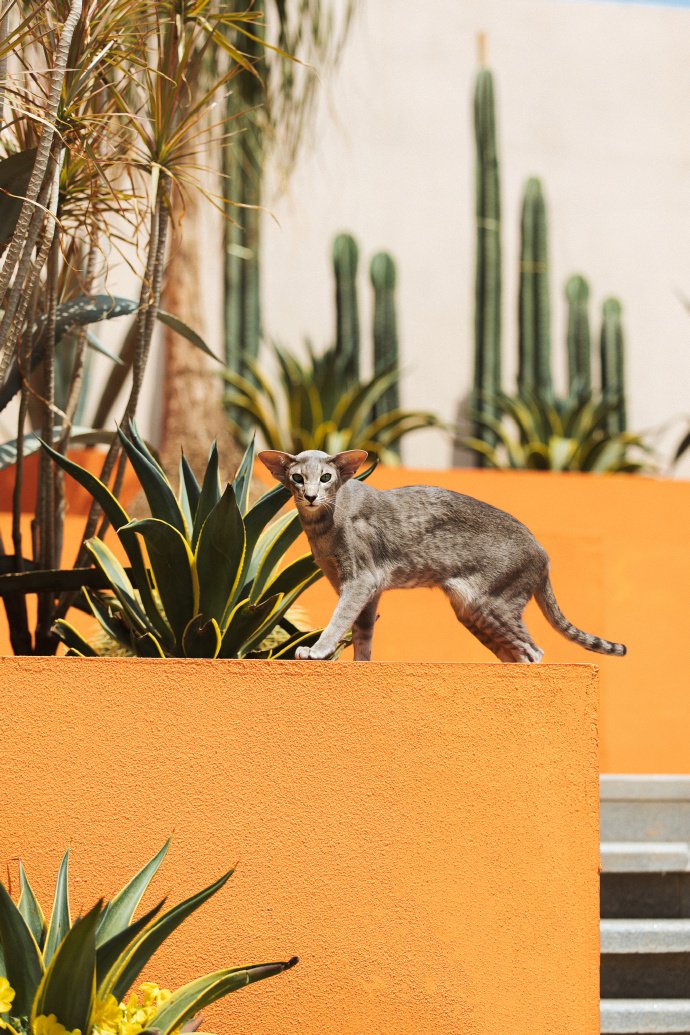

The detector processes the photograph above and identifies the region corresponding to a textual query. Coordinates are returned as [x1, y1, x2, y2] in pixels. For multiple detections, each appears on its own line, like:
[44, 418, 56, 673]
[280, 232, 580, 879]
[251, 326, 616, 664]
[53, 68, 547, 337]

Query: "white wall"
[261, 0, 690, 469]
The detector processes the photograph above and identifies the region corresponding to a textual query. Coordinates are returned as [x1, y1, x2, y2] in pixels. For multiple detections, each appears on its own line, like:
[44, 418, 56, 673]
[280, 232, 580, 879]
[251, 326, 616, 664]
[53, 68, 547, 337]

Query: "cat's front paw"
[295, 644, 332, 661]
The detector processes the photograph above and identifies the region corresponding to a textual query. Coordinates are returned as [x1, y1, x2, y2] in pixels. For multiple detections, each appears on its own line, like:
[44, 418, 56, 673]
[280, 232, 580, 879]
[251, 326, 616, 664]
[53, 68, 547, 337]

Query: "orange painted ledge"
[1, 467, 687, 771]
[0, 657, 600, 1035]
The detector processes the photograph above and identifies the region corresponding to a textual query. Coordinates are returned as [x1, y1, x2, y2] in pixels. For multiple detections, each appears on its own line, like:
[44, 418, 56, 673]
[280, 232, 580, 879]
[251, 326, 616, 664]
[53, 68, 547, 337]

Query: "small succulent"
[465, 390, 651, 472]
[0, 842, 297, 1035]
[223, 342, 441, 464]
[42, 426, 331, 659]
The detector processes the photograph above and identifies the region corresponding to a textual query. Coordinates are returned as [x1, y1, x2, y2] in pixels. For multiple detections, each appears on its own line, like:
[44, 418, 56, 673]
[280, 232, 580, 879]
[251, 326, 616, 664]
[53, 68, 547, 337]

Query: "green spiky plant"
[518, 178, 552, 403]
[467, 56, 638, 472]
[472, 64, 502, 464]
[600, 297, 627, 436]
[223, 344, 439, 465]
[370, 252, 400, 458]
[221, 2, 357, 431]
[565, 274, 592, 403]
[465, 390, 648, 472]
[42, 426, 336, 660]
[333, 232, 361, 383]
[224, 230, 438, 464]
[0, 842, 297, 1035]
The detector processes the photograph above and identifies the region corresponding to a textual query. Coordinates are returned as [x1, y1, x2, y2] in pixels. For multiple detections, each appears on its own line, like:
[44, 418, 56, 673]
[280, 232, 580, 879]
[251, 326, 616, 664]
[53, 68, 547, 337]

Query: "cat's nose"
[304, 493, 317, 503]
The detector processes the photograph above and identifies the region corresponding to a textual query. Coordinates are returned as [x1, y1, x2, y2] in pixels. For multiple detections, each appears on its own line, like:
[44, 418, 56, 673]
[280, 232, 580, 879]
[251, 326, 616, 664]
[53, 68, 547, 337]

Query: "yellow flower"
[138, 984, 170, 1010]
[33, 1015, 81, 1035]
[0, 980, 14, 1016]
[91, 996, 121, 1033]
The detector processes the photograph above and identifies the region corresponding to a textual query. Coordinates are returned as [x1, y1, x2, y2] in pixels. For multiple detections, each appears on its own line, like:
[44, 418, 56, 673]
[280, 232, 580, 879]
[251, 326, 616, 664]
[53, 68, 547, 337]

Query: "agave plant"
[464, 391, 651, 472]
[0, 841, 297, 1035]
[41, 425, 342, 659]
[223, 342, 440, 464]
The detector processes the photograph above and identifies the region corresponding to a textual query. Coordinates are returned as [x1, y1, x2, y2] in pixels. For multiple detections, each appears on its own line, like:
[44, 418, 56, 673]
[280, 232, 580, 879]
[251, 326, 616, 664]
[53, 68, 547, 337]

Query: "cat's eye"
[292, 473, 304, 484]
[320, 473, 332, 483]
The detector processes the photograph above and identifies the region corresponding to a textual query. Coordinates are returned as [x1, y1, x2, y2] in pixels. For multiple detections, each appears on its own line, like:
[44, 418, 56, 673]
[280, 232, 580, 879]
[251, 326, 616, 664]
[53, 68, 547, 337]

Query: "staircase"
[601, 776, 690, 1034]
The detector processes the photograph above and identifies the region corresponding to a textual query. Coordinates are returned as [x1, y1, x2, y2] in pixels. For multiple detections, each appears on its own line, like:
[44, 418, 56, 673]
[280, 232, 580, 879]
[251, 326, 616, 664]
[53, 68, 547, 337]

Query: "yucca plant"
[42, 425, 336, 659]
[223, 342, 440, 465]
[0, 841, 297, 1035]
[465, 391, 651, 472]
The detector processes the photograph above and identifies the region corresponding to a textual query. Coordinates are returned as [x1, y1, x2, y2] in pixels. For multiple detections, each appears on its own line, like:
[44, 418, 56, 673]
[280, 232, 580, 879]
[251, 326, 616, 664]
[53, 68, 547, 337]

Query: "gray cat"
[259, 448, 627, 663]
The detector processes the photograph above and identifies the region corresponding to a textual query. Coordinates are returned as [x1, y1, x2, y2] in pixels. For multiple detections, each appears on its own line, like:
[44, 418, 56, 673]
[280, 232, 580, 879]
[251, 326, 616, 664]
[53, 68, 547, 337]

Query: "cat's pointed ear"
[258, 450, 296, 484]
[330, 449, 369, 483]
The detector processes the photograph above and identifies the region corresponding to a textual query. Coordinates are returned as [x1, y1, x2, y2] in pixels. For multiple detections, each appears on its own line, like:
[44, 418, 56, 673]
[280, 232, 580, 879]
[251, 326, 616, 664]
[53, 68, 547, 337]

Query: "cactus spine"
[518, 177, 552, 401]
[600, 297, 626, 435]
[333, 232, 361, 382]
[370, 251, 400, 453]
[473, 67, 502, 462]
[565, 274, 591, 402]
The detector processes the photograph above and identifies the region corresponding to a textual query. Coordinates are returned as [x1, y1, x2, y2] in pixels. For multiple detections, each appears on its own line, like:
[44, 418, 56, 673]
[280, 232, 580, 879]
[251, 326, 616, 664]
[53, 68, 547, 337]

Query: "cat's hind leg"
[352, 594, 381, 662]
[444, 580, 543, 663]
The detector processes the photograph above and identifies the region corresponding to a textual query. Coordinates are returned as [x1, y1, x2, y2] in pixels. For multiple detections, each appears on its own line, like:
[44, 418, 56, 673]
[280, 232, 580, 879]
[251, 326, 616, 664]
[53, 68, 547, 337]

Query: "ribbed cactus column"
[370, 251, 400, 455]
[600, 297, 627, 435]
[223, 8, 263, 431]
[565, 274, 592, 402]
[518, 177, 552, 401]
[333, 232, 361, 383]
[473, 67, 502, 465]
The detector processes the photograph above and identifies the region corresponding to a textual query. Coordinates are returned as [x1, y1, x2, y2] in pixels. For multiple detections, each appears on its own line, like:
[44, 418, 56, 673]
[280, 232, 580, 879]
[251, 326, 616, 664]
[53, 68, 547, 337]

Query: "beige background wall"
[12, 0, 686, 472]
[260, 0, 690, 468]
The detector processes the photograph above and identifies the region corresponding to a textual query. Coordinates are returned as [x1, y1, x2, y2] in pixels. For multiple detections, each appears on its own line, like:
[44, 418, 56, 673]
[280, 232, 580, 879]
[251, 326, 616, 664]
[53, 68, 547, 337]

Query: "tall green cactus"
[222, 7, 263, 431]
[518, 177, 552, 401]
[473, 67, 502, 463]
[333, 232, 360, 383]
[600, 297, 627, 436]
[565, 274, 592, 402]
[370, 251, 400, 454]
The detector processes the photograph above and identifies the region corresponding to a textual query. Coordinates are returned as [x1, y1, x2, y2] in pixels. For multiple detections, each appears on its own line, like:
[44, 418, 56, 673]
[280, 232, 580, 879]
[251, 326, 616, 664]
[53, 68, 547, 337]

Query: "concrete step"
[602, 919, 690, 953]
[601, 871, 690, 920]
[602, 951, 690, 999]
[602, 776, 690, 843]
[601, 998, 690, 1033]
[601, 918, 690, 999]
[602, 843, 690, 873]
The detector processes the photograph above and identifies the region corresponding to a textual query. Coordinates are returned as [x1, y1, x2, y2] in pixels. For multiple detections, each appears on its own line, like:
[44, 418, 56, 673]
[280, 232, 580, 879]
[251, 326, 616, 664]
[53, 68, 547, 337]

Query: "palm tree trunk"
[159, 186, 242, 484]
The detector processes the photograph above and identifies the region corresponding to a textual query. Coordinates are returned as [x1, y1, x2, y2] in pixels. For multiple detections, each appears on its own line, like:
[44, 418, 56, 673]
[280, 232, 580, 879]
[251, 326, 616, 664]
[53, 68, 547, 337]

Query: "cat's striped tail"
[535, 576, 627, 657]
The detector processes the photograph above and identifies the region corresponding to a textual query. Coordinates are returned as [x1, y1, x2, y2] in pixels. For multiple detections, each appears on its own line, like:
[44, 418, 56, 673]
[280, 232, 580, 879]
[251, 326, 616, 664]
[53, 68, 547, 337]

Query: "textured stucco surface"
[1, 465, 684, 771]
[294, 468, 689, 774]
[0, 658, 599, 1034]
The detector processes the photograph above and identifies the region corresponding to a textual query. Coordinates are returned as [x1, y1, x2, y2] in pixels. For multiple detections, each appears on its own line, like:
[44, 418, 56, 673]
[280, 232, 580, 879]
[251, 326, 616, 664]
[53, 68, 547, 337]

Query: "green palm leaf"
[123, 519, 198, 647]
[97, 842, 170, 947]
[32, 902, 101, 1035]
[0, 881, 43, 1016]
[18, 865, 46, 951]
[195, 486, 245, 624]
[233, 437, 256, 515]
[218, 595, 284, 659]
[85, 539, 152, 635]
[118, 429, 187, 537]
[53, 620, 98, 657]
[101, 869, 235, 1005]
[43, 851, 71, 967]
[248, 512, 302, 603]
[191, 443, 221, 551]
[148, 960, 298, 1035]
[182, 616, 222, 659]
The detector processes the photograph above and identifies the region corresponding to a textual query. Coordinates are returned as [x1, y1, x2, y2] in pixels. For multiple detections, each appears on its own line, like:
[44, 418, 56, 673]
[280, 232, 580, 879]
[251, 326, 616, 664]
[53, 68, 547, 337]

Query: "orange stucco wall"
[298, 469, 689, 775]
[0, 658, 599, 1035]
[0, 466, 684, 771]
